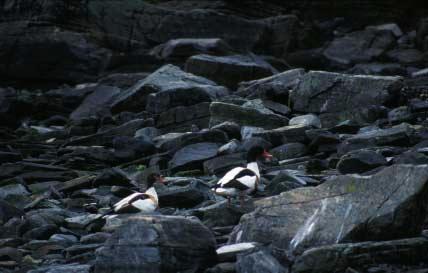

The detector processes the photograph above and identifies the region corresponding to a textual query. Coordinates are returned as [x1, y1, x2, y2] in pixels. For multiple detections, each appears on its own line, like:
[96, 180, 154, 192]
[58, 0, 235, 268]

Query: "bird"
[113, 173, 165, 213]
[213, 146, 273, 205]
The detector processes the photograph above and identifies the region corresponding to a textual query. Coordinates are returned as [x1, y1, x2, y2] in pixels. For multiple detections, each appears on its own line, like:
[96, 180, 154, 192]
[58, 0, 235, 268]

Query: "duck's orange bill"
[262, 150, 273, 159]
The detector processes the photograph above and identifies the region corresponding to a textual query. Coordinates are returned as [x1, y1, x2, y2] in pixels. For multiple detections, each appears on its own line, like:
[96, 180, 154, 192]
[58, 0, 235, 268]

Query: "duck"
[213, 146, 273, 205]
[113, 173, 165, 213]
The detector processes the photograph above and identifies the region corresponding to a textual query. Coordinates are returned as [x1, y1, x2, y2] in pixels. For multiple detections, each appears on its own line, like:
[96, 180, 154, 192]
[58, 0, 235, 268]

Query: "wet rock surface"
[2, 1, 428, 272]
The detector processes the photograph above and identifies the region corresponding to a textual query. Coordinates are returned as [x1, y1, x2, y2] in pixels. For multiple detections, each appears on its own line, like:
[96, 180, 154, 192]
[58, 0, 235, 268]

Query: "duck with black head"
[213, 146, 273, 205]
[113, 173, 166, 213]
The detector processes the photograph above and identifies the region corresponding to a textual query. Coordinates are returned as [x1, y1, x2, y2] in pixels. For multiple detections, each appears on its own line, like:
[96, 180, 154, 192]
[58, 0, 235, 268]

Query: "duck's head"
[246, 146, 273, 163]
[146, 173, 166, 188]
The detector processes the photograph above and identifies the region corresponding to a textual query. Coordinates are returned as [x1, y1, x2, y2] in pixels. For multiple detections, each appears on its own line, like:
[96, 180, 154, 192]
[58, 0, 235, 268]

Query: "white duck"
[113, 173, 165, 213]
[213, 146, 272, 205]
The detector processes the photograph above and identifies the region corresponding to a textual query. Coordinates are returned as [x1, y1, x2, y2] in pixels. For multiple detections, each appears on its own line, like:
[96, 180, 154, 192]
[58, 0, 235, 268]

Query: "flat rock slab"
[290, 71, 404, 127]
[230, 165, 428, 257]
[293, 237, 428, 273]
[210, 102, 289, 130]
[95, 215, 217, 273]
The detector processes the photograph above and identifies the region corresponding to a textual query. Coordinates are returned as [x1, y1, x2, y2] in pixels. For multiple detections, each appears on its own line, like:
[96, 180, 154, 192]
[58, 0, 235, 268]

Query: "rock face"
[94, 215, 217, 273]
[292, 237, 428, 273]
[111, 65, 228, 114]
[185, 54, 277, 89]
[290, 71, 404, 127]
[210, 102, 289, 129]
[230, 165, 428, 256]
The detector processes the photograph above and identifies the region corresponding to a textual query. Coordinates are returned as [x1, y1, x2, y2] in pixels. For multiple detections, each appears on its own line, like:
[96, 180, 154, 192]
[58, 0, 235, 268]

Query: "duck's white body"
[113, 187, 159, 213]
[214, 162, 260, 198]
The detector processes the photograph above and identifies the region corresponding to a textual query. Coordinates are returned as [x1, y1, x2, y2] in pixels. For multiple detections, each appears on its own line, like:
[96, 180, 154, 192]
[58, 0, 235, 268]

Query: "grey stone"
[289, 114, 322, 129]
[253, 125, 309, 146]
[386, 49, 425, 65]
[271, 143, 308, 161]
[112, 65, 228, 114]
[185, 54, 277, 89]
[337, 150, 388, 174]
[231, 165, 428, 257]
[94, 215, 217, 273]
[210, 102, 289, 129]
[170, 143, 220, 173]
[290, 71, 404, 127]
[236, 249, 287, 273]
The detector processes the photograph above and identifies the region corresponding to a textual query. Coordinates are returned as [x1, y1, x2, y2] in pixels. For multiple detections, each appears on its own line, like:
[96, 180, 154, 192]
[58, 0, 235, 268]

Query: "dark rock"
[22, 224, 58, 240]
[111, 64, 228, 114]
[170, 142, 220, 173]
[289, 114, 322, 129]
[93, 168, 133, 188]
[337, 150, 388, 174]
[28, 263, 91, 273]
[0, 200, 24, 225]
[307, 130, 341, 153]
[236, 249, 287, 273]
[394, 151, 428, 165]
[112, 136, 156, 162]
[211, 122, 242, 140]
[190, 201, 252, 228]
[185, 54, 277, 89]
[80, 232, 111, 244]
[204, 153, 246, 176]
[151, 38, 234, 61]
[347, 63, 407, 76]
[323, 29, 395, 68]
[98, 73, 149, 89]
[388, 106, 414, 124]
[94, 215, 217, 273]
[338, 123, 414, 155]
[291, 71, 404, 127]
[0, 23, 111, 83]
[70, 85, 120, 122]
[253, 125, 308, 146]
[265, 170, 308, 195]
[293, 237, 428, 273]
[0, 184, 30, 200]
[236, 69, 305, 100]
[271, 143, 308, 161]
[231, 165, 428, 256]
[386, 49, 426, 65]
[157, 178, 213, 208]
[135, 127, 160, 142]
[210, 102, 288, 129]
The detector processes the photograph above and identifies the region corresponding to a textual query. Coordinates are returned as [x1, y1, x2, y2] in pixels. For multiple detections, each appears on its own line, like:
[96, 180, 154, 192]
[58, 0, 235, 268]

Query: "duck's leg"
[227, 197, 231, 207]
[239, 193, 245, 206]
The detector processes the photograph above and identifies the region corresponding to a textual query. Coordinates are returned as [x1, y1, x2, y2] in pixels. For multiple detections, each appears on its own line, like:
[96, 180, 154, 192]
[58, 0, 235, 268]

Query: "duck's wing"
[113, 192, 142, 209]
[131, 198, 157, 212]
[236, 175, 258, 190]
[221, 169, 258, 190]
[219, 167, 259, 186]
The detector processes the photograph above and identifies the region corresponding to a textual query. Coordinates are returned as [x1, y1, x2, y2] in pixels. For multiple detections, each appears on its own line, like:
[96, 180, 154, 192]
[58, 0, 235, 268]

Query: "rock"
[231, 165, 428, 256]
[290, 71, 404, 127]
[338, 123, 414, 155]
[211, 122, 241, 140]
[28, 263, 91, 273]
[271, 143, 308, 161]
[0, 23, 111, 83]
[262, 101, 291, 116]
[111, 64, 228, 114]
[0, 184, 30, 200]
[80, 232, 111, 244]
[94, 215, 217, 273]
[366, 23, 403, 37]
[49, 234, 79, 246]
[265, 170, 308, 196]
[323, 29, 395, 68]
[157, 178, 214, 208]
[156, 102, 211, 132]
[210, 102, 289, 129]
[388, 106, 414, 124]
[170, 143, 220, 173]
[394, 151, 428, 165]
[112, 136, 156, 162]
[190, 201, 250, 228]
[337, 150, 388, 174]
[204, 153, 246, 176]
[237, 69, 305, 99]
[241, 126, 265, 140]
[292, 237, 428, 273]
[98, 73, 149, 89]
[217, 242, 259, 262]
[0, 200, 24, 225]
[346, 63, 406, 76]
[22, 224, 58, 240]
[135, 127, 160, 142]
[386, 49, 425, 65]
[65, 214, 102, 229]
[70, 85, 120, 121]
[236, 249, 287, 273]
[253, 125, 308, 146]
[151, 38, 233, 61]
[185, 54, 277, 89]
[289, 114, 322, 129]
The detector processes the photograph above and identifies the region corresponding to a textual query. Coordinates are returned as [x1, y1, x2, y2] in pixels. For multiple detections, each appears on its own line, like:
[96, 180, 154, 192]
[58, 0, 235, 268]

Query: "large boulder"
[111, 65, 228, 114]
[236, 69, 305, 99]
[230, 165, 428, 257]
[210, 102, 289, 129]
[169, 142, 221, 173]
[290, 71, 404, 127]
[0, 22, 111, 83]
[94, 215, 217, 273]
[293, 237, 428, 273]
[322, 29, 396, 68]
[185, 54, 277, 89]
[70, 85, 120, 122]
